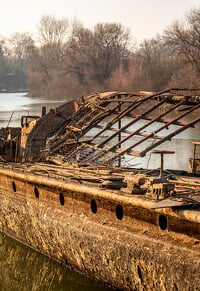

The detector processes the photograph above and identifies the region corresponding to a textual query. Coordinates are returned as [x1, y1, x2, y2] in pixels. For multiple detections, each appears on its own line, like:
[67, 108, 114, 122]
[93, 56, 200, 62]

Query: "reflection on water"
[0, 232, 109, 291]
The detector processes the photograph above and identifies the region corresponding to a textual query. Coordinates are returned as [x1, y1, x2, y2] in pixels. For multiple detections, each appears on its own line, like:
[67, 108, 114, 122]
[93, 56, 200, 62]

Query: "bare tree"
[8, 32, 34, 59]
[93, 23, 130, 81]
[67, 22, 131, 93]
[27, 16, 72, 97]
[38, 15, 69, 45]
[0, 38, 8, 90]
[165, 8, 200, 76]
[5, 33, 34, 91]
[27, 9, 200, 99]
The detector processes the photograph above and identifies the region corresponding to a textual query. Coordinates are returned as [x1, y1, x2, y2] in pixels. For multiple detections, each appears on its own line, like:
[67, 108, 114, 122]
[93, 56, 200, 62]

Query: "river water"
[0, 93, 110, 291]
[0, 92, 64, 128]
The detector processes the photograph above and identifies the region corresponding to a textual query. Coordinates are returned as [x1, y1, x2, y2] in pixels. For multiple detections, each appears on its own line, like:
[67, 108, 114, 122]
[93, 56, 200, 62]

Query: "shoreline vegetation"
[0, 8, 200, 101]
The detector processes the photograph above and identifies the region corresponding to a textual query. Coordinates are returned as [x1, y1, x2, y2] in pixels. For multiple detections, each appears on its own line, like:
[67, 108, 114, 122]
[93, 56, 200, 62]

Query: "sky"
[1, 0, 200, 42]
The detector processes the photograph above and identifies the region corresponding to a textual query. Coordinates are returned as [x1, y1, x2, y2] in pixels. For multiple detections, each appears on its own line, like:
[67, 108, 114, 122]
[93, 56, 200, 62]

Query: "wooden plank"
[151, 197, 188, 209]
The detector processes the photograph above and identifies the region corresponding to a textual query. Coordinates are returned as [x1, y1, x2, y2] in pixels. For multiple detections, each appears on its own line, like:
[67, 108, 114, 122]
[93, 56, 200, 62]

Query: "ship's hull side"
[0, 168, 199, 290]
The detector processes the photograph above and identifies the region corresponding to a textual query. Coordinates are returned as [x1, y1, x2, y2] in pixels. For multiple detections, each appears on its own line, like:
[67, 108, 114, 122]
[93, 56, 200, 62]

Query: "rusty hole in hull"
[116, 204, 123, 220]
[158, 214, 168, 230]
[12, 181, 16, 192]
[59, 193, 65, 206]
[34, 186, 39, 199]
[91, 199, 97, 214]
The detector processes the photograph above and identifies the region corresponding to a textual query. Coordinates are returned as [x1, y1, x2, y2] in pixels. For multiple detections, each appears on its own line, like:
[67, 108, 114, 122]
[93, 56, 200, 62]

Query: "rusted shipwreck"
[0, 88, 200, 290]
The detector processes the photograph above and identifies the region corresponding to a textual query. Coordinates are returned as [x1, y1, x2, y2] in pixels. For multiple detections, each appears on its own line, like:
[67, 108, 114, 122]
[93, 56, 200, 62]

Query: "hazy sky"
[1, 0, 200, 41]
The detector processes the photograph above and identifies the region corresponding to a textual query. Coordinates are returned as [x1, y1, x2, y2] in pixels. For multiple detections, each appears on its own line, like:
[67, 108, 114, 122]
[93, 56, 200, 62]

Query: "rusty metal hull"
[0, 164, 199, 290]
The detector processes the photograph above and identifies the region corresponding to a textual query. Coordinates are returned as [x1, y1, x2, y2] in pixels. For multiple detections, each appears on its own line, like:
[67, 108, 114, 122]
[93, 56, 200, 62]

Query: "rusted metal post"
[193, 143, 197, 173]
[42, 106, 46, 116]
[150, 150, 175, 179]
[118, 95, 122, 167]
[160, 152, 164, 179]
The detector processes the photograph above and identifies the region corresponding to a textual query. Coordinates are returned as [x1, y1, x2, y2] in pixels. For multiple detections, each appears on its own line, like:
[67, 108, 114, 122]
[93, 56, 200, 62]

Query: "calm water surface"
[0, 92, 64, 127]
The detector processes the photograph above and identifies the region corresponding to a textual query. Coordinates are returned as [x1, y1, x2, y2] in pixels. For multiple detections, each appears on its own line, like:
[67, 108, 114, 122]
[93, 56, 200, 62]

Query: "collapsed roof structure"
[1, 88, 200, 169]
[36, 88, 200, 167]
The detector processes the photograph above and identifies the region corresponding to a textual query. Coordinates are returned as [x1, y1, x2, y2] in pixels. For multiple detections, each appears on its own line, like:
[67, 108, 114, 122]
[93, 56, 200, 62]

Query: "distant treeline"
[1, 8, 200, 99]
